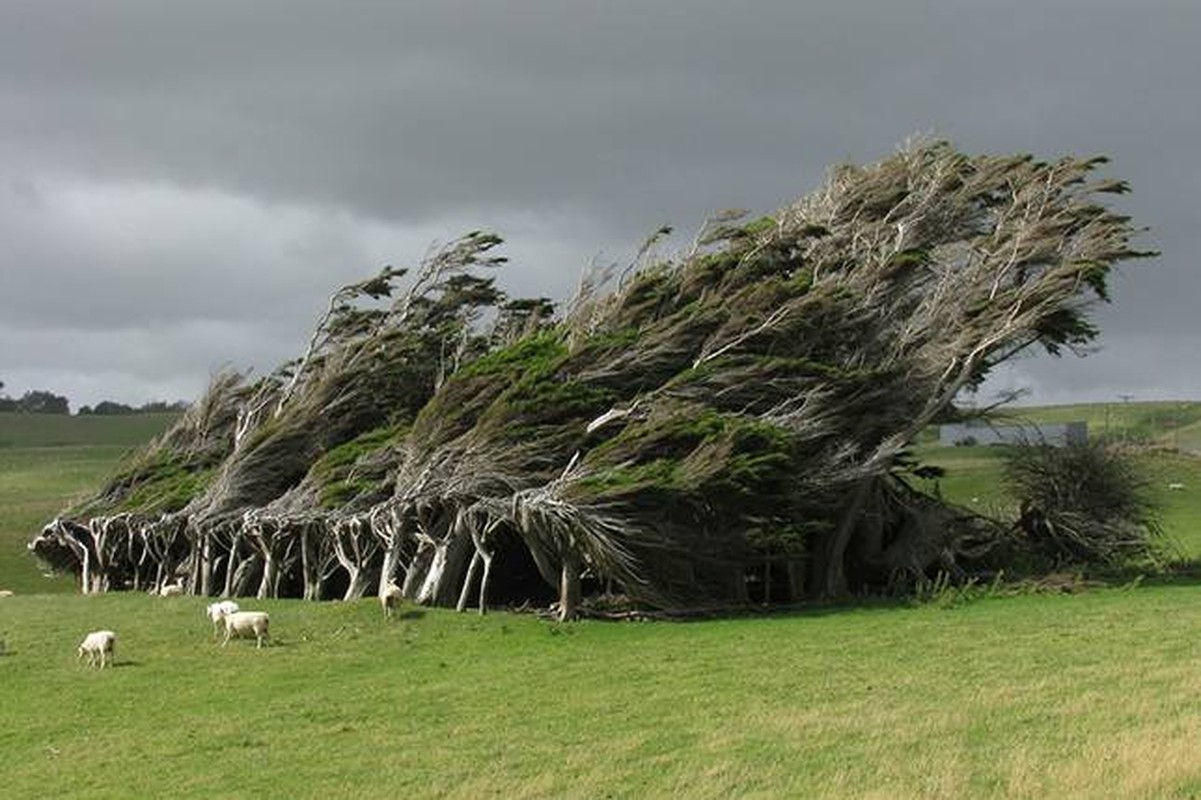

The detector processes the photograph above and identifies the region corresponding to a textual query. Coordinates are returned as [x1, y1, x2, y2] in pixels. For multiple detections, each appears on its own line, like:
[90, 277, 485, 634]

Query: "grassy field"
[6, 588, 1201, 797]
[0, 412, 177, 449]
[6, 406, 1201, 797]
[0, 413, 178, 593]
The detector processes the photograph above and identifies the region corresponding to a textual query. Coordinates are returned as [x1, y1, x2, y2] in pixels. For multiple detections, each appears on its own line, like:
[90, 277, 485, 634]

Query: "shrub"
[1004, 442, 1162, 567]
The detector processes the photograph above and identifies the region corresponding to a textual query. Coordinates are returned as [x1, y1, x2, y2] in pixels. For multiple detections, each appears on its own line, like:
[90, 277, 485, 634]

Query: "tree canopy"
[31, 140, 1155, 616]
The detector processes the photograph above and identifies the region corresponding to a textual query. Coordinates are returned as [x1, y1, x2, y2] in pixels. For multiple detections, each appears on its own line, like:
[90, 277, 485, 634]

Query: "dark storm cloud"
[0, 0, 1198, 406]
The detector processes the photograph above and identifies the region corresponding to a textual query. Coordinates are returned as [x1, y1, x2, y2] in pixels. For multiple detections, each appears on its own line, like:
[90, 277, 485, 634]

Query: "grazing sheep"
[77, 630, 117, 669]
[381, 582, 403, 618]
[205, 601, 241, 637]
[0, 589, 14, 597]
[222, 611, 270, 649]
[159, 583, 184, 597]
[1169, 482, 1186, 491]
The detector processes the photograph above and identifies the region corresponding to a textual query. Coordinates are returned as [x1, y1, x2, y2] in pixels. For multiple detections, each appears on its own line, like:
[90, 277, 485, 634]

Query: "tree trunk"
[558, 551, 582, 622]
[332, 517, 379, 602]
[257, 554, 276, 600]
[81, 547, 92, 596]
[379, 539, 406, 598]
[301, 526, 320, 601]
[401, 541, 433, 598]
[415, 541, 448, 605]
[478, 550, 493, 615]
[230, 554, 260, 597]
[343, 567, 371, 601]
[456, 551, 482, 612]
[199, 532, 214, 597]
[431, 530, 473, 607]
[201, 535, 214, 596]
[815, 477, 874, 599]
[222, 536, 241, 597]
[89, 520, 109, 594]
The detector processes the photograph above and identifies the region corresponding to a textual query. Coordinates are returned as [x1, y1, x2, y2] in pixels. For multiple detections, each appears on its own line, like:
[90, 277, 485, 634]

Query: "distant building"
[938, 420, 1087, 447]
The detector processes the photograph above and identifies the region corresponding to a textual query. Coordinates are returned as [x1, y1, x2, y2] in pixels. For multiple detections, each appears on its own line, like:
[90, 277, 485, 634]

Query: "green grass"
[0, 412, 178, 449]
[0, 412, 178, 593]
[6, 589, 1201, 797]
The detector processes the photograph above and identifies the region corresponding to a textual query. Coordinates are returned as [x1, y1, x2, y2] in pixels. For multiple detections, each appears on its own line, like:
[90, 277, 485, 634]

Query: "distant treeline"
[77, 400, 190, 416]
[0, 380, 187, 415]
[0, 389, 70, 414]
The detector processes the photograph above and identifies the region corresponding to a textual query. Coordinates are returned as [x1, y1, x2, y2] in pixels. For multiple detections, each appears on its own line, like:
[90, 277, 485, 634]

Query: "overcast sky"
[2, 1, 1198, 410]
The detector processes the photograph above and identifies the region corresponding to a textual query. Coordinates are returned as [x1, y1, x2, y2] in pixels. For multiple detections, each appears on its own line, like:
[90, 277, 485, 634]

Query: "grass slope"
[5, 589, 1201, 797]
[0, 413, 178, 593]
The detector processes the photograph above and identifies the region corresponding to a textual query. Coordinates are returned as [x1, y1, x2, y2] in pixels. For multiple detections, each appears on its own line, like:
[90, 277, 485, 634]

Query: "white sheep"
[205, 600, 241, 637]
[381, 582, 403, 618]
[1169, 482, 1186, 491]
[77, 630, 117, 669]
[0, 589, 14, 597]
[159, 583, 184, 597]
[222, 611, 270, 649]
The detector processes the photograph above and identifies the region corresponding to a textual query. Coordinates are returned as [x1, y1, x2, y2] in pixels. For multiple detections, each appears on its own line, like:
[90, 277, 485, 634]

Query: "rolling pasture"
[5, 406, 1201, 797]
[0, 413, 178, 593]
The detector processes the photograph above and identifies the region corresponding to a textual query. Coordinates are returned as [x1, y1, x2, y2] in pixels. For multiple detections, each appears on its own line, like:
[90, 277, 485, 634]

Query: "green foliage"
[484, 375, 614, 437]
[310, 423, 406, 509]
[414, 331, 578, 449]
[310, 423, 405, 479]
[567, 326, 641, 363]
[740, 215, 777, 237]
[609, 264, 681, 328]
[576, 405, 799, 537]
[113, 455, 215, 514]
[317, 477, 383, 510]
[457, 330, 567, 379]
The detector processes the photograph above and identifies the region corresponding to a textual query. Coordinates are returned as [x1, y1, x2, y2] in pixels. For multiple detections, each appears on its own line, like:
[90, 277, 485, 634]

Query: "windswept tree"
[36, 140, 1153, 610]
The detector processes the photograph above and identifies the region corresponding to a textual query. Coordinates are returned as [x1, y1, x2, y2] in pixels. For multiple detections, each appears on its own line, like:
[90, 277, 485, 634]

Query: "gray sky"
[2, 1, 1197, 409]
